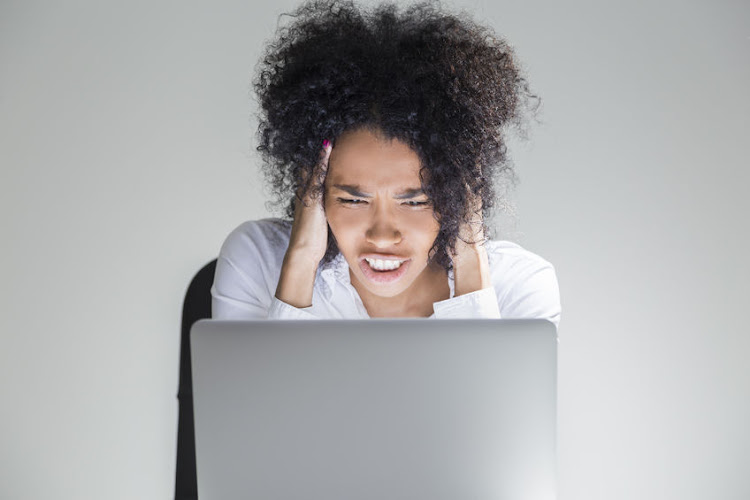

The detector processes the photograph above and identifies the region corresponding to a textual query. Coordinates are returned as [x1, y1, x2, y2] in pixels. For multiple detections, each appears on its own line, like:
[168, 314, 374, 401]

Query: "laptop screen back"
[191, 318, 557, 500]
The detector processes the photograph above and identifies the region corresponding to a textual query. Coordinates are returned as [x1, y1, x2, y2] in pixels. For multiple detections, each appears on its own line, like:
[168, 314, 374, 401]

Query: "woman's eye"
[403, 200, 429, 207]
[337, 198, 367, 205]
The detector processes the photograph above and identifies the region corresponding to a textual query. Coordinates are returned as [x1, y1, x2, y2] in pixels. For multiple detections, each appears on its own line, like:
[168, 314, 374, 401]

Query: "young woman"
[211, 0, 560, 325]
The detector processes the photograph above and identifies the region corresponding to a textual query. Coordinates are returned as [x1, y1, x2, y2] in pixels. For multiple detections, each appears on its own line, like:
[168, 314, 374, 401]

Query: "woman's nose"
[365, 212, 402, 248]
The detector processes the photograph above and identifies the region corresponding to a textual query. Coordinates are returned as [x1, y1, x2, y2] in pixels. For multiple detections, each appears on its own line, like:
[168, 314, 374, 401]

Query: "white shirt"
[211, 218, 560, 326]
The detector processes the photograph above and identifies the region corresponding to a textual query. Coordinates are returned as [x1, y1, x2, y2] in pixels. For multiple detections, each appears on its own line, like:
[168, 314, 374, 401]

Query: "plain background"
[1, 0, 748, 498]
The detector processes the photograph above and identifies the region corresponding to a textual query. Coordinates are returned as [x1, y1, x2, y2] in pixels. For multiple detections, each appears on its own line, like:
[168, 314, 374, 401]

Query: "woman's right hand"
[287, 140, 333, 265]
[275, 140, 333, 308]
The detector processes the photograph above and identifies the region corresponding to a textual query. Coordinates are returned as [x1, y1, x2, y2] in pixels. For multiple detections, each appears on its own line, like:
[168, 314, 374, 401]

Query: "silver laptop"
[191, 319, 557, 500]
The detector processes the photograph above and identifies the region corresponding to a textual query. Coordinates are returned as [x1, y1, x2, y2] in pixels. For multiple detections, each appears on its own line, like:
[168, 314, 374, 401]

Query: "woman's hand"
[275, 141, 333, 308]
[451, 187, 491, 297]
[287, 140, 332, 264]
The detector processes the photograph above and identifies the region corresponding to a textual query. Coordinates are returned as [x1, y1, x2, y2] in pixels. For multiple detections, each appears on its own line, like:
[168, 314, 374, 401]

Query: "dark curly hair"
[254, 0, 537, 269]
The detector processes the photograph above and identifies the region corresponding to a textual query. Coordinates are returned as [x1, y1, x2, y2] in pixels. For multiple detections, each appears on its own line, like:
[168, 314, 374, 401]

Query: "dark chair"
[175, 259, 217, 500]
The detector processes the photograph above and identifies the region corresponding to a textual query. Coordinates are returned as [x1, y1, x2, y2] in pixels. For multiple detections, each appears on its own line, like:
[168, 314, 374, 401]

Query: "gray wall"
[1, 0, 748, 498]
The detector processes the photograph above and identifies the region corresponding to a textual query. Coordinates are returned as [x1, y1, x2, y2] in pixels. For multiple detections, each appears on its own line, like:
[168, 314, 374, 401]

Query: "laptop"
[191, 319, 557, 500]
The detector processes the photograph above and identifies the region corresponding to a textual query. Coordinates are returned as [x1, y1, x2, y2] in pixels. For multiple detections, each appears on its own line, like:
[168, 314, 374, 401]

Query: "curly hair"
[254, 0, 537, 269]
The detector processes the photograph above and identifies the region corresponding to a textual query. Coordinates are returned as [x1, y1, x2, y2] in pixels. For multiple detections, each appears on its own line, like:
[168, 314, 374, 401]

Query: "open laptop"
[191, 319, 557, 500]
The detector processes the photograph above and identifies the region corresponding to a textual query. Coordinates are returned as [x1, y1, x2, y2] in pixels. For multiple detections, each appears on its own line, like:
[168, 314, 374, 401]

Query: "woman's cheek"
[404, 209, 440, 234]
[326, 206, 360, 237]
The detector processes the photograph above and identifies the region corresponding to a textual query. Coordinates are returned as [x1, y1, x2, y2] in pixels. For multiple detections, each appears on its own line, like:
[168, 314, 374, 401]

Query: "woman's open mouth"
[364, 257, 405, 271]
[359, 256, 410, 284]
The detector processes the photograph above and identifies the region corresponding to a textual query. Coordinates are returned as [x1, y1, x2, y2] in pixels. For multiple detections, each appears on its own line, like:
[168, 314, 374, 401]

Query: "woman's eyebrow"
[393, 188, 425, 199]
[331, 184, 371, 197]
[331, 184, 425, 199]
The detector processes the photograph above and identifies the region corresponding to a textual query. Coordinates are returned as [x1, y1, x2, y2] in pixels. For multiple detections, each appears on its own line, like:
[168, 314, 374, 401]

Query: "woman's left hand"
[451, 189, 491, 296]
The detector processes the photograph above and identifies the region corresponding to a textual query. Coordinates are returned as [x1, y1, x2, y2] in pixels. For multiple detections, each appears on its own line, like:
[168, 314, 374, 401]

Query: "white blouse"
[211, 218, 560, 326]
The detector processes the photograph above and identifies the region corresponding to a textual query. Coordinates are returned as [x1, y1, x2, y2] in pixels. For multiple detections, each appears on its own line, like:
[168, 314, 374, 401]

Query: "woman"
[211, 0, 560, 324]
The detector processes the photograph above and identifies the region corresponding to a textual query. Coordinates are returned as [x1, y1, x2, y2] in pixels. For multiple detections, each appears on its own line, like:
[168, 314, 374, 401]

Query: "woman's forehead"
[327, 128, 423, 185]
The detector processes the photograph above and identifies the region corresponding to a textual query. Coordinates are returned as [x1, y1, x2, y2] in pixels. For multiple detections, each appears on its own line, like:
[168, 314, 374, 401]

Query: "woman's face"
[324, 128, 443, 300]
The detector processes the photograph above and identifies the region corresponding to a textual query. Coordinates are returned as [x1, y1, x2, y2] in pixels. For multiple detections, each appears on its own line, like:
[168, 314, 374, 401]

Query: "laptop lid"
[191, 319, 557, 500]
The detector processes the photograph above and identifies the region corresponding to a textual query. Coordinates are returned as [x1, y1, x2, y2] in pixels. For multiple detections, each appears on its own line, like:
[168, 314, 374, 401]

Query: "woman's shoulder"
[486, 240, 549, 264]
[483, 239, 557, 292]
[219, 218, 292, 264]
[485, 240, 555, 273]
[212, 219, 293, 319]
[484, 239, 561, 325]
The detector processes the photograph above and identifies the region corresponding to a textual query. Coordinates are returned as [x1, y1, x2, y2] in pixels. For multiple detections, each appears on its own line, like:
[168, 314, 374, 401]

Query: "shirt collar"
[318, 253, 350, 301]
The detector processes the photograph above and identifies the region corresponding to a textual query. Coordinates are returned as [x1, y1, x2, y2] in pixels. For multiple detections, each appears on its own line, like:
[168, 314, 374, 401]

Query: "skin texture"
[274, 142, 332, 309]
[275, 128, 491, 317]
[325, 129, 449, 317]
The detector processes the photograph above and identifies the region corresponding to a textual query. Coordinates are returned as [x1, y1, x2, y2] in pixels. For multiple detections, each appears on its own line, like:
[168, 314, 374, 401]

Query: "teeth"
[365, 258, 405, 271]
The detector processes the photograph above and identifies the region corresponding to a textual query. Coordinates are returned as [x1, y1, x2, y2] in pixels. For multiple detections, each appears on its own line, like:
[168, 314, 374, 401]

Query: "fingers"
[458, 182, 485, 247]
[312, 139, 333, 193]
[287, 141, 332, 264]
[298, 139, 333, 206]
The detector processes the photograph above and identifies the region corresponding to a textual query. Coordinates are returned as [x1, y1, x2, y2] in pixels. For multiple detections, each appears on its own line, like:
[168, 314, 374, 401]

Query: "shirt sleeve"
[211, 221, 282, 319]
[211, 254, 271, 319]
[267, 297, 321, 320]
[433, 244, 561, 326]
[211, 220, 325, 320]
[498, 262, 561, 328]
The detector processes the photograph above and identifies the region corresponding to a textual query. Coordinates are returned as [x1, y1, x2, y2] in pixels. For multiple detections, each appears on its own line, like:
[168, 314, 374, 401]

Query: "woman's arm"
[211, 219, 298, 319]
[452, 243, 491, 297]
[211, 219, 326, 320]
[435, 241, 561, 326]
[451, 186, 491, 297]
[274, 140, 332, 308]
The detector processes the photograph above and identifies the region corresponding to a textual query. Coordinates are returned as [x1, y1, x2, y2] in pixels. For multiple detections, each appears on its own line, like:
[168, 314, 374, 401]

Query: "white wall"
[1, 0, 748, 498]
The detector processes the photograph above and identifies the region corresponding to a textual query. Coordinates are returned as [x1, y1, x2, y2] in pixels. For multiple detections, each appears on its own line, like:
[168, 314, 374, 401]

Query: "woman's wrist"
[452, 243, 491, 297]
[275, 249, 320, 308]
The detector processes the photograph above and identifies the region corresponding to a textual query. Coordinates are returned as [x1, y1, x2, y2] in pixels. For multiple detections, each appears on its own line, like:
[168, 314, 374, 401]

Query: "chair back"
[175, 259, 216, 499]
